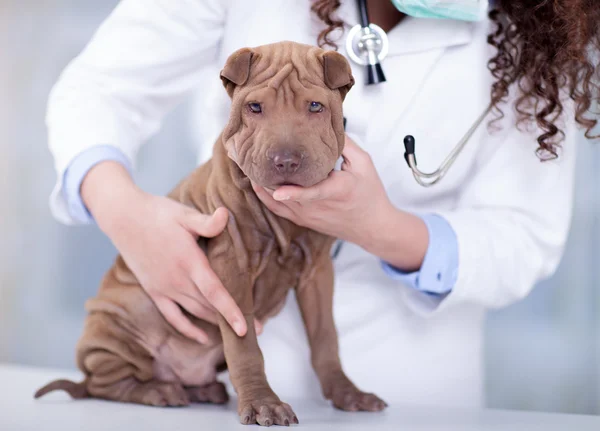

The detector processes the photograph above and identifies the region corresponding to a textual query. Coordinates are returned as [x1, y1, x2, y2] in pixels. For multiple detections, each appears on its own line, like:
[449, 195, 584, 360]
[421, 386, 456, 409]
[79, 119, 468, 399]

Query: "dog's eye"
[309, 102, 323, 113]
[248, 103, 262, 113]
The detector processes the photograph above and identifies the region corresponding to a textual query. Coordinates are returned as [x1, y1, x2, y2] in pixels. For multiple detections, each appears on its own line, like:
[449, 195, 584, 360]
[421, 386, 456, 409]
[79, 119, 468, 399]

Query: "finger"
[176, 293, 219, 326]
[273, 171, 350, 202]
[188, 257, 248, 337]
[341, 136, 370, 170]
[182, 207, 229, 238]
[153, 296, 210, 344]
[254, 318, 263, 335]
[252, 184, 298, 220]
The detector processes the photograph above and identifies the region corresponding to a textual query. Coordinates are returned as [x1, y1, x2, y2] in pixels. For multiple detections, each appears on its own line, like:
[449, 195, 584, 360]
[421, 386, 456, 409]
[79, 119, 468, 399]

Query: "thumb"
[182, 207, 229, 238]
[341, 138, 368, 167]
[273, 170, 349, 202]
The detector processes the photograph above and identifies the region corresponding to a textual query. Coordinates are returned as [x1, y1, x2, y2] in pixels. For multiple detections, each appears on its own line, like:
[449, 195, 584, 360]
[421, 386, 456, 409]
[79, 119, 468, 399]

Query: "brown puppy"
[35, 41, 387, 426]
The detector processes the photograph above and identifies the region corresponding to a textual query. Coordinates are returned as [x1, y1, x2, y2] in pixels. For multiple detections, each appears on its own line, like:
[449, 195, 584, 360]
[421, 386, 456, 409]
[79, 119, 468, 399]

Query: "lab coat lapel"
[345, 17, 475, 170]
[368, 20, 493, 203]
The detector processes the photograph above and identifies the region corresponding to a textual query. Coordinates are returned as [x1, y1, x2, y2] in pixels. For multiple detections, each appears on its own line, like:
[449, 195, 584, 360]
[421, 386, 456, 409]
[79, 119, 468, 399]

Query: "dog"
[35, 41, 387, 426]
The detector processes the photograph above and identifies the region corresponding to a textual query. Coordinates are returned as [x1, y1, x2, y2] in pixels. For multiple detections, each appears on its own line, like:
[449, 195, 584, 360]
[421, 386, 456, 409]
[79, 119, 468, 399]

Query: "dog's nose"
[272, 149, 302, 175]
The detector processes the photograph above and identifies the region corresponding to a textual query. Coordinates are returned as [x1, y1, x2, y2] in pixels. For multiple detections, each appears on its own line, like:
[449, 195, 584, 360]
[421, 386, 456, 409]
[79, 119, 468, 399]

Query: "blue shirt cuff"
[62, 145, 133, 224]
[381, 214, 458, 296]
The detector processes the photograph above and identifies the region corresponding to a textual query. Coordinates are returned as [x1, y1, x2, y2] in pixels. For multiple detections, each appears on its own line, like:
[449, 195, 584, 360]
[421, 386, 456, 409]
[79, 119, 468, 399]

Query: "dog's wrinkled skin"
[35, 42, 387, 426]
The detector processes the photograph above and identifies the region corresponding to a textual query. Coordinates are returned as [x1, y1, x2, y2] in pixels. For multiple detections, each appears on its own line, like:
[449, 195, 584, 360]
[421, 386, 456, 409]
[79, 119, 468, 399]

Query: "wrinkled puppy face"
[219, 42, 354, 189]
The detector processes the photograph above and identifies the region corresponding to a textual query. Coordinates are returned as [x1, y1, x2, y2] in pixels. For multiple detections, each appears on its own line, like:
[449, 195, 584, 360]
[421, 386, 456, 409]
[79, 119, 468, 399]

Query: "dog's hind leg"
[185, 381, 229, 404]
[83, 349, 190, 407]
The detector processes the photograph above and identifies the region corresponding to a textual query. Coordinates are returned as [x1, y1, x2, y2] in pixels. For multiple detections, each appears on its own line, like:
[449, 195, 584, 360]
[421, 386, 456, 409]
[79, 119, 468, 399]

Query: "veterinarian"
[45, 0, 598, 408]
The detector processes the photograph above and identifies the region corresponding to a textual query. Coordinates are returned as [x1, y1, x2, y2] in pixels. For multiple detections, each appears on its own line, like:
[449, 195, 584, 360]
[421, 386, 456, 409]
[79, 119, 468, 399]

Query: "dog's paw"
[330, 388, 387, 412]
[238, 399, 298, 426]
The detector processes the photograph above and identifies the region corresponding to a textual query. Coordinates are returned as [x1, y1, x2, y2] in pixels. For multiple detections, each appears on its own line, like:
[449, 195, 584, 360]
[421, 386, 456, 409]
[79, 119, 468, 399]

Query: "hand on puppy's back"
[81, 162, 259, 343]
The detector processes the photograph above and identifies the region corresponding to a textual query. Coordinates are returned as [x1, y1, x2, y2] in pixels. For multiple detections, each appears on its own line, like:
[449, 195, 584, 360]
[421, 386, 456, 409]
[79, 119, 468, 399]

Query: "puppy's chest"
[251, 239, 310, 320]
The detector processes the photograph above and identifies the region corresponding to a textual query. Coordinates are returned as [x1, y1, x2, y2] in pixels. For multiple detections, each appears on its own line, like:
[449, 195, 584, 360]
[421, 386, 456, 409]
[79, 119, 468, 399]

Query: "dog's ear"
[321, 51, 355, 100]
[220, 48, 254, 98]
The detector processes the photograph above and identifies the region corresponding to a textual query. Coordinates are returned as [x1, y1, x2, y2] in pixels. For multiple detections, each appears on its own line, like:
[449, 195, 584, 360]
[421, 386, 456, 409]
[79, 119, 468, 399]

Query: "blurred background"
[1, 0, 599, 416]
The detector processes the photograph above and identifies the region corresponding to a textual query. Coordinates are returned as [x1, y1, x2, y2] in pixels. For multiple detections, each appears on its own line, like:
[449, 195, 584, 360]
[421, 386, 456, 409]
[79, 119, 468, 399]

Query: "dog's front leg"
[296, 257, 388, 412]
[212, 260, 298, 426]
[218, 313, 298, 426]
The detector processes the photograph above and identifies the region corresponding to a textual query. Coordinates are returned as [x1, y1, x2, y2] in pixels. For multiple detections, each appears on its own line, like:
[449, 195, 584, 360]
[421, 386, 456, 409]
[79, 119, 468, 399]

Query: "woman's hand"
[253, 135, 391, 247]
[81, 161, 262, 344]
[253, 135, 429, 271]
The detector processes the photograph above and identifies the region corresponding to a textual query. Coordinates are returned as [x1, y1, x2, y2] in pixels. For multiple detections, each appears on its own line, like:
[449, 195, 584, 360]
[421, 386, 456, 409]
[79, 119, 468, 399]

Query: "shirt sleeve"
[381, 213, 458, 297]
[47, 0, 228, 225]
[62, 146, 133, 224]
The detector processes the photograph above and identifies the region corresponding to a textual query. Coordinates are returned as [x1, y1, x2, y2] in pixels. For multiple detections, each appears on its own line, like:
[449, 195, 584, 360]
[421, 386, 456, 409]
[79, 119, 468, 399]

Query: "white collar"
[385, 16, 475, 56]
[337, 3, 475, 56]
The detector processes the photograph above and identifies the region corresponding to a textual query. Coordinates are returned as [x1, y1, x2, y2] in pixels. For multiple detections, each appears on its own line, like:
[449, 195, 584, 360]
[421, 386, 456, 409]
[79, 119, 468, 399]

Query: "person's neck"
[367, 0, 406, 33]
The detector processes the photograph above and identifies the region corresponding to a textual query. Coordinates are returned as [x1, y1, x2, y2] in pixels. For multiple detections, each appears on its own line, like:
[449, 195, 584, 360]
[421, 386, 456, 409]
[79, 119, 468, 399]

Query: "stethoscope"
[344, 0, 493, 189]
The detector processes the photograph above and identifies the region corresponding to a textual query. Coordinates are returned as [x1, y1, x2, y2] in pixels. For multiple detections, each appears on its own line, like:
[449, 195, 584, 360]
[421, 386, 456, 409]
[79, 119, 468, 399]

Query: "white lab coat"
[46, 0, 577, 408]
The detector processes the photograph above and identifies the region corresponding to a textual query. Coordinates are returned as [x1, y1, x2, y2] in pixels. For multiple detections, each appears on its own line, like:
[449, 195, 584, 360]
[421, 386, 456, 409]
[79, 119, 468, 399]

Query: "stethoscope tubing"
[358, 0, 370, 28]
[404, 103, 494, 187]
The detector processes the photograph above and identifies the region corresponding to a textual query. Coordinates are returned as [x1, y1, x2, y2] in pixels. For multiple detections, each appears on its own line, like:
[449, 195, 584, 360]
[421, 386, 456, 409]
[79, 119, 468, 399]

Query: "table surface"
[2, 364, 599, 431]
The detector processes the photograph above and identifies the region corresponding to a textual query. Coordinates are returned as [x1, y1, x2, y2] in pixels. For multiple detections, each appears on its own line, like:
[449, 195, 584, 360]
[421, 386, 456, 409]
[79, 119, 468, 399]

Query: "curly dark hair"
[311, 0, 600, 159]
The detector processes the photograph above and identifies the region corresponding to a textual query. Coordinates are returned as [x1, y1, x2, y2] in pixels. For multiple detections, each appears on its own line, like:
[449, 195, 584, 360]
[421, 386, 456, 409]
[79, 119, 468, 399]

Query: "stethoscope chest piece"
[345, 23, 389, 67]
[346, 23, 388, 85]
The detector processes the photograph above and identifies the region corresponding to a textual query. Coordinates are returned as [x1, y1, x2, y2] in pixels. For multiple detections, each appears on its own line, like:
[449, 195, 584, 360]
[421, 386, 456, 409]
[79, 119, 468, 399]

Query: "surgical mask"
[390, 0, 489, 22]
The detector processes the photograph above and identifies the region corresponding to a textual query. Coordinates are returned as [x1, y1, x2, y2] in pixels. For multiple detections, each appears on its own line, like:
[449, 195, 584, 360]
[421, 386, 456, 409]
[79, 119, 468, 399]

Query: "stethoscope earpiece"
[403, 135, 416, 167]
[402, 104, 494, 187]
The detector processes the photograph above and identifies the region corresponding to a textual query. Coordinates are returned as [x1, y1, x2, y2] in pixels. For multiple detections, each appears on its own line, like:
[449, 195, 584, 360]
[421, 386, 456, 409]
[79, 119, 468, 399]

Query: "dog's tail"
[34, 379, 89, 399]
